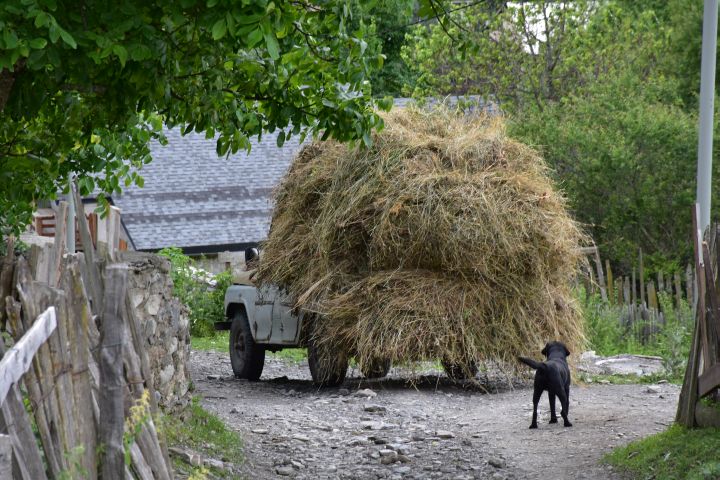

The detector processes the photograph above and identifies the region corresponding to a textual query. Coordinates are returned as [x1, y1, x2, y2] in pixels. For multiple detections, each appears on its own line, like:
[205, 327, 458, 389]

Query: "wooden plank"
[658, 271, 665, 293]
[674, 272, 683, 308]
[0, 236, 15, 330]
[702, 243, 720, 361]
[623, 277, 631, 305]
[631, 268, 637, 306]
[686, 264, 694, 310]
[3, 296, 60, 476]
[28, 243, 51, 286]
[0, 307, 56, 406]
[99, 264, 128, 480]
[676, 298, 702, 426]
[72, 183, 103, 313]
[129, 441, 155, 480]
[15, 280, 69, 476]
[639, 249, 645, 306]
[647, 281, 658, 311]
[699, 363, 720, 398]
[62, 256, 98, 480]
[0, 434, 11, 480]
[594, 248, 607, 301]
[605, 259, 613, 305]
[50, 201, 68, 287]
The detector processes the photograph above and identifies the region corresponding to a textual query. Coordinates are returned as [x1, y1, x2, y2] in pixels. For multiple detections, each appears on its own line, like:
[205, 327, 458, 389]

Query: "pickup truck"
[215, 248, 391, 386]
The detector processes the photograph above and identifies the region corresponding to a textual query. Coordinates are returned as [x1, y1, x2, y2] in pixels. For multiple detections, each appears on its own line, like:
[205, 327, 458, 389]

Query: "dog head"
[541, 341, 570, 359]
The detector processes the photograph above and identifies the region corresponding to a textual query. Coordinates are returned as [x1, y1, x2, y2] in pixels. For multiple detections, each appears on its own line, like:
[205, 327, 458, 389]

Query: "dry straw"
[257, 106, 586, 372]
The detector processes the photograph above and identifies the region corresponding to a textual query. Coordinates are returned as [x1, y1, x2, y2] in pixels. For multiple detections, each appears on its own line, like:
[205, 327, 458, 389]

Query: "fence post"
[639, 249, 646, 306]
[99, 264, 128, 480]
[0, 434, 11, 479]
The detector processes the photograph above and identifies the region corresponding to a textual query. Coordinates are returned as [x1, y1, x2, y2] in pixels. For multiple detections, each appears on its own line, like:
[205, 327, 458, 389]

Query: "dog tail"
[518, 357, 547, 371]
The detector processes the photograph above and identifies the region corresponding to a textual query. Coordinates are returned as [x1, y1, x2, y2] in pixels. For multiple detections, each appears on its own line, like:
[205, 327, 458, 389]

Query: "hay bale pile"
[256, 107, 586, 370]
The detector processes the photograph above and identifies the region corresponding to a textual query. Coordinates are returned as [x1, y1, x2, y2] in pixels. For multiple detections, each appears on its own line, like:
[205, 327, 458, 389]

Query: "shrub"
[158, 247, 232, 337]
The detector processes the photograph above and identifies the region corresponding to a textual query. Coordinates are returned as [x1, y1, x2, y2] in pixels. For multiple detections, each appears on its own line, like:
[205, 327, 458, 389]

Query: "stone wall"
[121, 251, 191, 411]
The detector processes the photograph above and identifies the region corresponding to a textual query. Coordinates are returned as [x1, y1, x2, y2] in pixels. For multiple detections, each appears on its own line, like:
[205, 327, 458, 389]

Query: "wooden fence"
[677, 206, 720, 428]
[580, 246, 695, 345]
[0, 186, 173, 478]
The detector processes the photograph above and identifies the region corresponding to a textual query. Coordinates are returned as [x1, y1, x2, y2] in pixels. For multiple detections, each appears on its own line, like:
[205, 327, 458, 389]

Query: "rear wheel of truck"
[360, 358, 391, 379]
[307, 332, 348, 387]
[229, 309, 265, 381]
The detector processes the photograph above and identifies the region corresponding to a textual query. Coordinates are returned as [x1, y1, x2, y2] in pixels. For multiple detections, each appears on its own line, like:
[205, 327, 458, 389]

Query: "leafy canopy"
[0, 0, 392, 237]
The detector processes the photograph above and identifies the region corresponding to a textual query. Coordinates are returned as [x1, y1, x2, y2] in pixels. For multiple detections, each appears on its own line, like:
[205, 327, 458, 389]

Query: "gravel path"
[190, 350, 679, 480]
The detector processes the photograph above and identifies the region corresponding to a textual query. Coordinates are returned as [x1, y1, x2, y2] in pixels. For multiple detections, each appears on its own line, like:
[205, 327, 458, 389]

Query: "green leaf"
[3, 30, 18, 49]
[246, 28, 262, 47]
[263, 28, 280, 60]
[212, 19, 227, 40]
[276, 130, 285, 147]
[113, 44, 128, 67]
[34, 11, 50, 28]
[29, 38, 47, 49]
[58, 27, 76, 49]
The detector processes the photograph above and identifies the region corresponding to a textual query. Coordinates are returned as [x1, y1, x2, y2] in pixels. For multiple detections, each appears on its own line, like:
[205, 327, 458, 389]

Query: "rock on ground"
[191, 350, 679, 480]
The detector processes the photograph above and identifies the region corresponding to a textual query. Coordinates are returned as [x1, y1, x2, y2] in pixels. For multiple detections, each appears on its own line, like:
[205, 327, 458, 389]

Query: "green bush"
[581, 290, 692, 380]
[158, 247, 232, 338]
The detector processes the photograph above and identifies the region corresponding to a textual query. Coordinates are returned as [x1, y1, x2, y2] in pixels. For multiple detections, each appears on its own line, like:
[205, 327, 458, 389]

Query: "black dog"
[518, 341, 572, 429]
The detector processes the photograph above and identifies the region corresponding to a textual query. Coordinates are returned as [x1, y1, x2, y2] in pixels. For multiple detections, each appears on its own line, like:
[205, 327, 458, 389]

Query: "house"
[112, 127, 302, 273]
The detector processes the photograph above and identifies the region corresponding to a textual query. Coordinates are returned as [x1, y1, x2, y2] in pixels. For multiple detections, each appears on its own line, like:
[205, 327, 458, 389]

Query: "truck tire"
[307, 335, 348, 387]
[442, 359, 478, 381]
[360, 358, 391, 379]
[229, 309, 265, 381]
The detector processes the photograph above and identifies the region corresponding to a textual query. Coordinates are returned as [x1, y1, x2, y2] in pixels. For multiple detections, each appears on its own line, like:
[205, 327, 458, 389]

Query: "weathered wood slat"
[73, 184, 104, 314]
[51, 202, 69, 287]
[99, 264, 128, 480]
[4, 296, 60, 476]
[0, 236, 15, 330]
[698, 363, 720, 398]
[0, 335, 47, 480]
[0, 434, 12, 480]
[63, 256, 98, 479]
[129, 441, 156, 480]
[0, 307, 56, 406]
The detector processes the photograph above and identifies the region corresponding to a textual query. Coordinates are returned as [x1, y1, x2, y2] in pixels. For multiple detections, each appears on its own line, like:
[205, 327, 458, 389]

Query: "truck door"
[253, 285, 275, 341]
[271, 289, 299, 344]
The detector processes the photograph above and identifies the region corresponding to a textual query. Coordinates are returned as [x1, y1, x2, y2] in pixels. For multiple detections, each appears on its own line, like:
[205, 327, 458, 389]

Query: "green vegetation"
[0, 0, 394, 241]
[606, 425, 720, 480]
[581, 292, 692, 382]
[159, 247, 231, 338]
[162, 397, 243, 479]
[401, 0, 718, 274]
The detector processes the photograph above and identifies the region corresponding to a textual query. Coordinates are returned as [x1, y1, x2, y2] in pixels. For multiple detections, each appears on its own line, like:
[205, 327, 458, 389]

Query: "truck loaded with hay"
[219, 106, 586, 386]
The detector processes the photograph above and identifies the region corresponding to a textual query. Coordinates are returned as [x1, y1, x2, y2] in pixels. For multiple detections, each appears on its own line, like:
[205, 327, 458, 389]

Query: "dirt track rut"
[191, 350, 678, 480]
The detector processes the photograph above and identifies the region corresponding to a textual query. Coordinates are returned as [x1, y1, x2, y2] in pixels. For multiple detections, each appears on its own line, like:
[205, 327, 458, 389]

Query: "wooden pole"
[639, 249, 646, 306]
[606, 259, 614, 305]
[99, 264, 128, 480]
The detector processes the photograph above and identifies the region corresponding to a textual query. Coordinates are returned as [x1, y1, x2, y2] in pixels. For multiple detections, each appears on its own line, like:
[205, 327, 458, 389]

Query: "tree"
[401, 0, 709, 272]
[0, 0, 390, 238]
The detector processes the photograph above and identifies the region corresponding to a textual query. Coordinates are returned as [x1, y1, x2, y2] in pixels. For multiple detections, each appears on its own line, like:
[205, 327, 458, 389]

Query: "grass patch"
[606, 424, 720, 480]
[162, 397, 243, 478]
[268, 348, 307, 363]
[191, 332, 229, 352]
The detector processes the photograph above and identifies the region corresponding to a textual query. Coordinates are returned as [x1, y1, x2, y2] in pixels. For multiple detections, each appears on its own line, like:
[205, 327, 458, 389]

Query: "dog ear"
[541, 343, 549, 357]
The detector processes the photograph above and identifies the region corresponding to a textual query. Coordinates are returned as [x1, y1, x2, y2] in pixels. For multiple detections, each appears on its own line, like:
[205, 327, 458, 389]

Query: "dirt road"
[191, 350, 679, 480]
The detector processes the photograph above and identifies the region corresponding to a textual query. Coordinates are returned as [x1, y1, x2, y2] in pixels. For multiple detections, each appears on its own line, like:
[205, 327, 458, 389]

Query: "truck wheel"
[360, 358, 391, 379]
[229, 309, 265, 381]
[307, 336, 348, 387]
[442, 359, 478, 381]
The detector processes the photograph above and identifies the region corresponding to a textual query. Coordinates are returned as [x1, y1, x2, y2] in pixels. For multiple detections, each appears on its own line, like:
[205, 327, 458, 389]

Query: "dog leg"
[558, 389, 572, 427]
[530, 389, 541, 429]
[548, 392, 558, 424]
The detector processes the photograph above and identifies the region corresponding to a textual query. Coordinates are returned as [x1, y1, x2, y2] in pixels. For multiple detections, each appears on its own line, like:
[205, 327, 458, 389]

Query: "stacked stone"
[123, 251, 191, 411]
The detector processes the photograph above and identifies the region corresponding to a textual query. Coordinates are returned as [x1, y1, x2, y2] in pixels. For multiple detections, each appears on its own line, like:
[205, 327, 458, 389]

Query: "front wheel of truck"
[229, 309, 265, 381]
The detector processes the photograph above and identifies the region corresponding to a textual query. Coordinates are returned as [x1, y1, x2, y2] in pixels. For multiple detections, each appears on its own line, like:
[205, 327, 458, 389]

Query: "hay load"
[256, 106, 586, 373]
